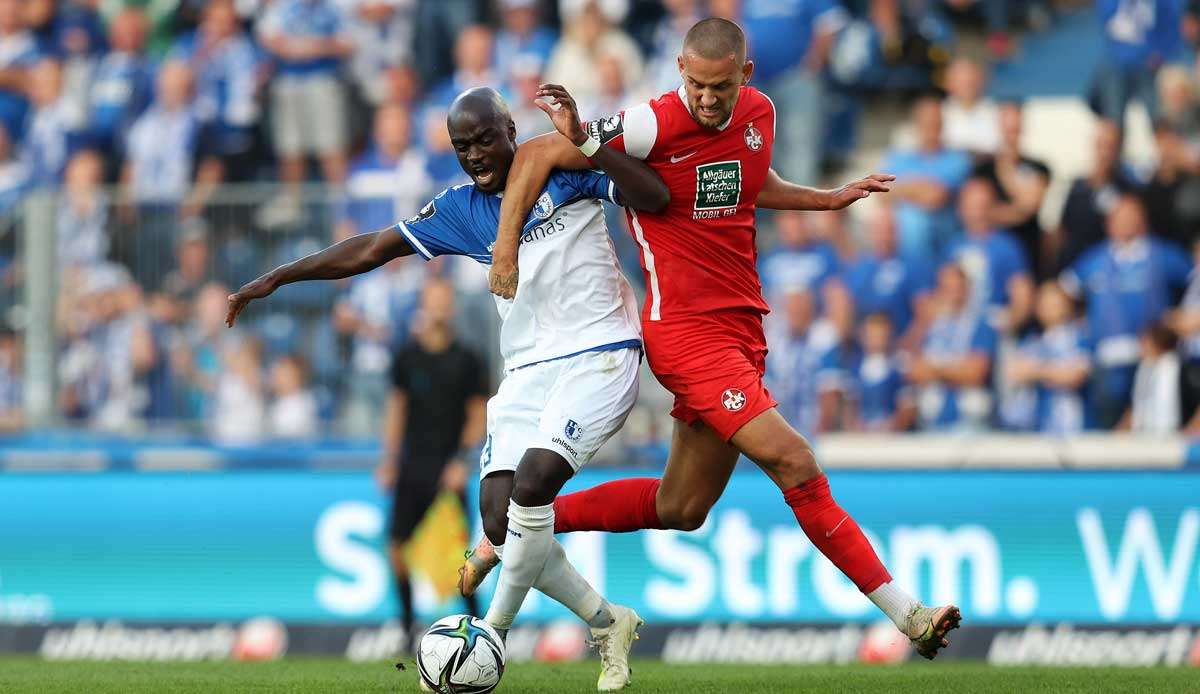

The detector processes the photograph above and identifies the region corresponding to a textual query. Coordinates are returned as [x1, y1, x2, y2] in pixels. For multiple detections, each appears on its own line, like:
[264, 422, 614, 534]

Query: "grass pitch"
[0, 657, 1194, 693]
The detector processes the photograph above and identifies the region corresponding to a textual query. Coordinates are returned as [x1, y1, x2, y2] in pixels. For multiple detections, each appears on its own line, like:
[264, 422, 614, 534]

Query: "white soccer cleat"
[902, 603, 961, 660]
[590, 604, 643, 691]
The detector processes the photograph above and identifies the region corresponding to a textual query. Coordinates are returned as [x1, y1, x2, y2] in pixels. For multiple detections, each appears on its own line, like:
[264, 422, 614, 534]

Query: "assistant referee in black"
[375, 277, 488, 648]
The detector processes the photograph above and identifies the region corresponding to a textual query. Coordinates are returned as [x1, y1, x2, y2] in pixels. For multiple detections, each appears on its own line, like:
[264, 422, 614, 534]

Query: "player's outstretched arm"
[225, 228, 413, 327]
[489, 84, 668, 299]
[757, 168, 895, 210]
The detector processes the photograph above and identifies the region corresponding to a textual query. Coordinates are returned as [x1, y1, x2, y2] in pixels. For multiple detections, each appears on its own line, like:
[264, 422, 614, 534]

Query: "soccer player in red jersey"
[463, 18, 960, 659]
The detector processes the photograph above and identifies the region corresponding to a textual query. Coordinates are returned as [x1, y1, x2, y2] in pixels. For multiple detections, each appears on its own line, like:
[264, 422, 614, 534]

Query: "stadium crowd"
[3, 0, 1200, 444]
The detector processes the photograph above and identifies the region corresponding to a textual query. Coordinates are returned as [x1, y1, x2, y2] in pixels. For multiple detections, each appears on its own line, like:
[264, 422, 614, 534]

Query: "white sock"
[867, 581, 920, 630]
[493, 540, 612, 629]
[484, 501, 555, 631]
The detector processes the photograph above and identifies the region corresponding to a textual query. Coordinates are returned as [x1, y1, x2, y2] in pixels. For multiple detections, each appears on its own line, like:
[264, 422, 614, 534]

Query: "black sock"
[396, 574, 414, 637]
[465, 592, 480, 619]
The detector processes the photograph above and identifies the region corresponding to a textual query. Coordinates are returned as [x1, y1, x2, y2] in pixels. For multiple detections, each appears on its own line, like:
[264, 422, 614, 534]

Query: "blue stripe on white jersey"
[396, 170, 641, 371]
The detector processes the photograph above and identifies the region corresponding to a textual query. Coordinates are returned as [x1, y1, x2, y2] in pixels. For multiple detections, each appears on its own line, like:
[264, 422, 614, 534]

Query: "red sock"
[784, 474, 891, 594]
[554, 478, 664, 533]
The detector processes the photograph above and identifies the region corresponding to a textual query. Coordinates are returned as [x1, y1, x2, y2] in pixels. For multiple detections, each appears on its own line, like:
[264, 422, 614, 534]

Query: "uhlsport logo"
[564, 419, 584, 442]
[721, 388, 746, 412]
[533, 191, 555, 220]
[744, 124, 763, 152]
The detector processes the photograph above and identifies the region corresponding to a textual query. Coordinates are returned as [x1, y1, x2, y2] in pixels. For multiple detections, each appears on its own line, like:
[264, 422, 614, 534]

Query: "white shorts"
[479, 347, 641, 479]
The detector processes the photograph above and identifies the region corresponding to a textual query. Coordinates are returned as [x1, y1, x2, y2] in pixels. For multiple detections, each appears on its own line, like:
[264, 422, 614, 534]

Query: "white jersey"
[395, 170, 641, 372]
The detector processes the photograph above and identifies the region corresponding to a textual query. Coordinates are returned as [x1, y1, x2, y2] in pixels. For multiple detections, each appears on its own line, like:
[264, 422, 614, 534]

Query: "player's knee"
[657, 499, 710, 531]
[761, 440, 819, 480]
[511, 452, 573, 507]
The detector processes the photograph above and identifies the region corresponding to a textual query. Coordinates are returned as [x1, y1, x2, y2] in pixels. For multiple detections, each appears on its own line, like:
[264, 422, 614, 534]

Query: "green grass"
[0, 657, 1195, 693]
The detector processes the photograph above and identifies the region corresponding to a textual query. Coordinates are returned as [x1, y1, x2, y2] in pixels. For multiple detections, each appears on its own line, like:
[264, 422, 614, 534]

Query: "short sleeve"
[394, 187, 489, 261]
[583, 103, 657, 160]
[561, 169, 619, 205]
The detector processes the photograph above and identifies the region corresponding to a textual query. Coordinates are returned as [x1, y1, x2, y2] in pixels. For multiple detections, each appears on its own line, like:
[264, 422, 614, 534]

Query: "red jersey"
[584, 86, 776, 322]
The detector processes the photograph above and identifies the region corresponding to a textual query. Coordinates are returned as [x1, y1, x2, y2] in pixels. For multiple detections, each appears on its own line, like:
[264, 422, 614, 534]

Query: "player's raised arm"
[225, 228, 413, 328]
[489, 84, 668, 299]
[757, 168, 896, 211]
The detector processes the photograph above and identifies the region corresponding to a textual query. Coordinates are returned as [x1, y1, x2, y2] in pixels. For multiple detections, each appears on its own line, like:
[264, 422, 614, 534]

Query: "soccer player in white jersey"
[225, 88, 668, 691]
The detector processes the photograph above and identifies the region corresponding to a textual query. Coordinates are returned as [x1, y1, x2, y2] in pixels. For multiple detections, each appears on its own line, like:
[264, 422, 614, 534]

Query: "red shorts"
[644, 310, 777, 442]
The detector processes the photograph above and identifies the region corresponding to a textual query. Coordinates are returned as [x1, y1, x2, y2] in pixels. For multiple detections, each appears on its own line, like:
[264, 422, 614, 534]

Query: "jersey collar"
[676, 85, 734, 131]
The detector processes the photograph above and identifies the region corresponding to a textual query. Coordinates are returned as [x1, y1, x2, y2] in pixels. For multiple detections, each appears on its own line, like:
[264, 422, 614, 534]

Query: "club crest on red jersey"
[744, 124, 763, 152]
[721, 388, 747, 412]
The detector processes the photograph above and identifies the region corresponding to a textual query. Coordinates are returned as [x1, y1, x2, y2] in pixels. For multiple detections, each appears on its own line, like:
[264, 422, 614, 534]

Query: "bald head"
[683, 17, 746, 65]
[448, 87, 512, 129]
[446, 87, 517, 194]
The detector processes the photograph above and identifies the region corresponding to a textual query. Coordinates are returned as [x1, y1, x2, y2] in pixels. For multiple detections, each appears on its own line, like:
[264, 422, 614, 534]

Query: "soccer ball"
[416, 615, 506, 694]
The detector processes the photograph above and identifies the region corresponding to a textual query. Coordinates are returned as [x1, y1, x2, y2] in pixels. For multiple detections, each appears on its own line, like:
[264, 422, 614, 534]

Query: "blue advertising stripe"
[1, 470, 1199, 626]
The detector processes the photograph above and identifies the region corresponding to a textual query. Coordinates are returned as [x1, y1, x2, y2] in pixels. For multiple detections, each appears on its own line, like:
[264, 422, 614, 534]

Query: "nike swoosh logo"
[670, 151, 698, 163]
[826, 516, 849, 539]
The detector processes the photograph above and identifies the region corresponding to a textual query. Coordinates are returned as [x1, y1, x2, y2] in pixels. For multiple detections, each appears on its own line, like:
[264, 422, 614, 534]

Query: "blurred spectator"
[428, 25, 499, 106]
[59, 264, 174, 431]
[493, 0, 557, 80]
[121, 60, 197, 204]
[171, 0, 260, 191]
[1060, 194, 1191, 429]
[1001, 281, 1091, 434]
[760, 210, 841, 306]
[1157, 63, 1200, 144]
[0, 123, 28, 215]
[843, 203, 934, 347]
[334, 257, 426, 435]
[971, 101, 1052, 279]
[0, 0, 40, 141]
[211, 336, 266, 444]
[119, 60, 197, 290]
[1055, 120, 1141, 271]
[1168, 239, 1200, 430]
[56, 150, 109, 268]
[1090, 0, 1183, 124]
[883, 96, 971, 258]
[337, 103, 431, 240]
[508, 54, 555, 140]
[940, 1, 1051, 59]
[257, 0, 354, 227]
[941, 56, 999, 155]
[0, 327, 21, 431]
[1143, 120, 1200, 251]
[88, 8, 152, 166]
[766, 288, 842, 438]
[174, 282, 238, 421]
[268, 353, 319, 438]
[741, 0, 845, 185]
[1127, 321, 1181, 433]
[52, 0, 106, 128]
[22, 59, 87, 186]
[341, 0, 417, 106]
[847, 311, 915, 432]
[645, 0, 699, 94]
[946, 178, 1034, 333]
[909, 263, 996, 431]
[581, 49, 643, 121]
[545, 0, 642, 104]
[160, 218, 216, 309]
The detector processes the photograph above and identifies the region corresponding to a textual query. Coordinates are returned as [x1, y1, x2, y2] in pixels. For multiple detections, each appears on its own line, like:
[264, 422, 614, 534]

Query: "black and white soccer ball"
[416, 615, 506, 694]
